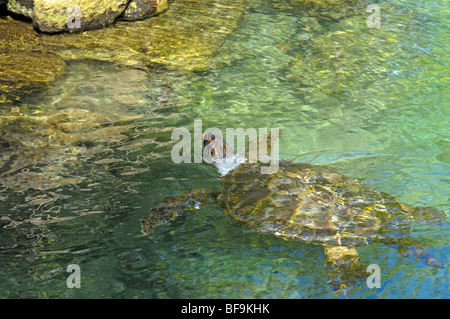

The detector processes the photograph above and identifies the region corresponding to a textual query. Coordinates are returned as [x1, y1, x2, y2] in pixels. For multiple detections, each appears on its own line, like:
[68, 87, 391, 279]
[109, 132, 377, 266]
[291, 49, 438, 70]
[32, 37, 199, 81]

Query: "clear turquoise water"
[0, 0, 449, 298]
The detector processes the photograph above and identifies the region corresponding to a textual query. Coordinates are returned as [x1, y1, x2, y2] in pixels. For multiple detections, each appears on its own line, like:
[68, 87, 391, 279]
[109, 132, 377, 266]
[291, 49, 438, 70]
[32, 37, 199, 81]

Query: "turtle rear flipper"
[393, 238, 445, 268]
[141, 190, 217, 234]
[324, 246, 369, 296]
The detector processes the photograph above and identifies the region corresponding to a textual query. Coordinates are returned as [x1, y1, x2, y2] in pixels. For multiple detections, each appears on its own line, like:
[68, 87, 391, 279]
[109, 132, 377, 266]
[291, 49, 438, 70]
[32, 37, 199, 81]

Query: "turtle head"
[203, 132, 245, 175]
[203, 132, 233, 162]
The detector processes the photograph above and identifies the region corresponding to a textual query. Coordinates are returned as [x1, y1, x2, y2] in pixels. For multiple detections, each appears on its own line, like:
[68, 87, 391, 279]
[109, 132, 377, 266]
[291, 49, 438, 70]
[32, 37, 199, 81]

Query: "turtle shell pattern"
[219, 161, 425, 246]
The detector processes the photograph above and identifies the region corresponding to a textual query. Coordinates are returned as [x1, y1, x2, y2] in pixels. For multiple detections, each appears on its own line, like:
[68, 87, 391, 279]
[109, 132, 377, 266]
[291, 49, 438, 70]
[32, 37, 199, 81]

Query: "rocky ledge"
[5, 0, 171, 33]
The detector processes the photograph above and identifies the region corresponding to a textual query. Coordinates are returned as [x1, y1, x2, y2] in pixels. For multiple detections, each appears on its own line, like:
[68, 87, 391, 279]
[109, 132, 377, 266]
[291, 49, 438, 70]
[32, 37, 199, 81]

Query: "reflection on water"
[0, 0, 448, 298]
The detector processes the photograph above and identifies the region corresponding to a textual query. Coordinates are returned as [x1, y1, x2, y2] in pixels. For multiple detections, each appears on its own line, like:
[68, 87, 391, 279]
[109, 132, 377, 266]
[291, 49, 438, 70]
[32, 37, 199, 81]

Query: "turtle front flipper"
[141, 189, 217, 234]
[324, 246, 368, 296]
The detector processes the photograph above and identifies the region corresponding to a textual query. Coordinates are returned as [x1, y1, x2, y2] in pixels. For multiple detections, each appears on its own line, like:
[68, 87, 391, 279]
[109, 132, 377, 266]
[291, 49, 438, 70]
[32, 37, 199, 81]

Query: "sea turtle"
[142, 132, 447, 293]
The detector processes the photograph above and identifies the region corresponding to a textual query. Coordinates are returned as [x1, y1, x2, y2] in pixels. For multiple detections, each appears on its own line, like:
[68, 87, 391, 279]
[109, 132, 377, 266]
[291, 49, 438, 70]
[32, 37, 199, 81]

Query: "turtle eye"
[211, 149, 215, 156]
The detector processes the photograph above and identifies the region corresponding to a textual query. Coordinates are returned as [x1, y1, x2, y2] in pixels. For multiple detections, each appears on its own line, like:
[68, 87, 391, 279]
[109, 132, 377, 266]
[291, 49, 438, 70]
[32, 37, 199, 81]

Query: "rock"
[2, 0, 245, 71]
[38, 0, 246, 71]
[6, 0, 34, 19]
[0, 0, 245, 105]
[0, 19, 66, 104]
[0, 50, 66, 104]
[0, 107, 132, 196]
[120, 0, 171, 21]
[7, 0, 131, 33]
[0, 18, 40, 51]
[0, 108, 130, 148]
[290, 0, 369, 20]
[0, 18, 56, 104]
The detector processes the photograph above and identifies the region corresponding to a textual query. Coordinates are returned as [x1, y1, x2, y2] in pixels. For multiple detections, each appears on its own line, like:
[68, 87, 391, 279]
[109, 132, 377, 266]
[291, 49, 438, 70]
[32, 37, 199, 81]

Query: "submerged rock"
[0, 107, 132, 197]
[290, 0, 369, 20]
[0, 19, 66, 104]
[286, 3, 429, 104]
[0, 108, 115, 147]
[0, 0, 245, 105]
[0, 106, 139, 190]
[120, 0, 171, 21]
[0, 18, 39, 51]
[0, 51, 66, 104]
[0, 62, 168, 198]
[39, 0, 246, 71]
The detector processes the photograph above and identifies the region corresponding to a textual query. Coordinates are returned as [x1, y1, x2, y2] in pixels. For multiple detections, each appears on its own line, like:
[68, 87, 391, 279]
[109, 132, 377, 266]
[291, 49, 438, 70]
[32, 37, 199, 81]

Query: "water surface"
[0, 0, 448, 298]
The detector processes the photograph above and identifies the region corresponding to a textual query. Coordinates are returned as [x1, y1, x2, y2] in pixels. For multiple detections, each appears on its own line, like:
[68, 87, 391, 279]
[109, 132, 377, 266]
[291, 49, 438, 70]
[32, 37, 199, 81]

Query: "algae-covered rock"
[120, 0, 171, 21]
[290, 0, 369, 20]
[0, 107, 133, 196]
[39, 0, 246, 71]
[7, 0, 130, 33]
[6, 0, 172, 33]
[35, 0, 130, 33]
[0, 0, 245, 105]
[0, 50, 66, 104]
[0, 19, 67, 104]
[0, 18, 40, 51]
[0, 108, 130, 149]
[6, 0, 34, 19]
